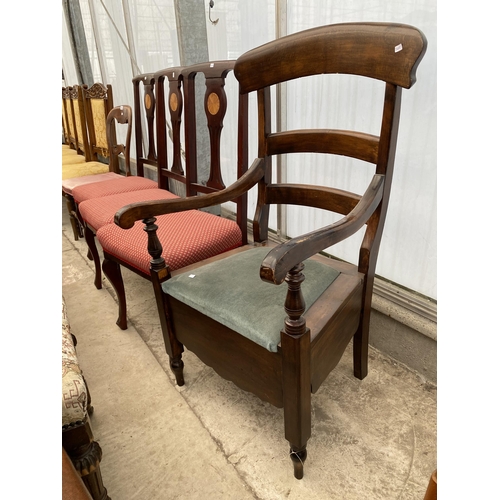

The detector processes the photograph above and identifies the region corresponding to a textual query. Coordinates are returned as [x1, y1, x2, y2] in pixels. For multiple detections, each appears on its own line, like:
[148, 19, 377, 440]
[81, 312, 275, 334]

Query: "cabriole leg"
[84, 225, 102, 290]
[65, 193, 81, 241]
[102, 256, 128, 330]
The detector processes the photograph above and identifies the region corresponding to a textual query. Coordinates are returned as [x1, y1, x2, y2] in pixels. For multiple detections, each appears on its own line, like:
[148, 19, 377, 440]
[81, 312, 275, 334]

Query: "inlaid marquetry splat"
[170, 92, 178, 112]
[207, 92, 220, 115]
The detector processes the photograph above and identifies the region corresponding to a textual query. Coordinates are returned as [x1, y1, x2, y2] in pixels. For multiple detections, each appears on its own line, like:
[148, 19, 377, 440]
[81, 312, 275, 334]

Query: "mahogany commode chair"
[113, 22, 427, 479]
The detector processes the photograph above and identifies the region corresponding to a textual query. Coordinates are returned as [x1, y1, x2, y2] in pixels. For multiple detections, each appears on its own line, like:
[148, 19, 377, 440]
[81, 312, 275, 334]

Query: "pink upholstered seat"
[97, 210, 242, 275]
[70, 175, 158, 203]
[62, 172, 122, 196]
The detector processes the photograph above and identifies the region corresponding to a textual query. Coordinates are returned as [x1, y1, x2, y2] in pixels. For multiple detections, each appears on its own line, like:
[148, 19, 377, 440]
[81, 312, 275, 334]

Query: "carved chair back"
[62, 86, 73, 147]
[68, 85, 90, 157]
[133, 73, 157, 178]
[82, 83, 115, 169]
[154, 66, 185, 193]
[106, 105, 133, 176]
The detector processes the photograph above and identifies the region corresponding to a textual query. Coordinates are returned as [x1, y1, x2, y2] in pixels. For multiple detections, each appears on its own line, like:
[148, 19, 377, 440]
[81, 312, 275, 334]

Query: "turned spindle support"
[280, 262, 311, 479]
[143, 217, 185, 386]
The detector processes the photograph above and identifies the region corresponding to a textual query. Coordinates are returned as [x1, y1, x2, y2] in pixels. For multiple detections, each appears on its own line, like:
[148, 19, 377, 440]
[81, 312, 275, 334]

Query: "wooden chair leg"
[353, 311, 370, 380]
[423, 469, 437, 500]
[281, 263, 312, 479]
[169, 354, 185, 386]
[144, 218, 186, 386]
[102, 256, 128, 330]
[84, 226, 102, 290]
[282, 331, 311, 479]
[62, 420, 111, 500]
[154, 284, 184, 386]
[65, 193, 81, 242]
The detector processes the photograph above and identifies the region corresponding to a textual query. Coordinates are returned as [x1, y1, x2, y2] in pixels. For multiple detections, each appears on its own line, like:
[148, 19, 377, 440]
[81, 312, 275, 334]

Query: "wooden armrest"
[115, 157, 266, 229]
[260, 174, 385, 285]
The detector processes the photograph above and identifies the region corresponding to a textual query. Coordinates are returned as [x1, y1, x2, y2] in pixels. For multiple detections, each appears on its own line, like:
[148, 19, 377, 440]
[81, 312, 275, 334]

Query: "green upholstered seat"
[164, 247, 340, 352]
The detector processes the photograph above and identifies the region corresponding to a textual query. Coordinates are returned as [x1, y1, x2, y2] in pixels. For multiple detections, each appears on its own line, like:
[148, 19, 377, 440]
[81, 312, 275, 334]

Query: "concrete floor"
[62, 200, 437, 500]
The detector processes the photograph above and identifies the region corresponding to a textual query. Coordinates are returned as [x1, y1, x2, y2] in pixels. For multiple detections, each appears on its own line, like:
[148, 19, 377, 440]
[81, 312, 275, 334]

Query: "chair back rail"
[234, 22, 426, 92]
[62, 87, 73, 147]
[181, 61, 236, 196]
[63, 87, 78, 151]
[133, 73, 157, 177]
[68, 85, 90, 158]
[154, 66, 186, 191]
[106, 105, 133, 176]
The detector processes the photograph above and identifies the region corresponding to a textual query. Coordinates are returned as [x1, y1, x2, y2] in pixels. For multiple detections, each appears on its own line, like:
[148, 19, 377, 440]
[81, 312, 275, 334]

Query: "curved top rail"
[234, 22, 427, 92]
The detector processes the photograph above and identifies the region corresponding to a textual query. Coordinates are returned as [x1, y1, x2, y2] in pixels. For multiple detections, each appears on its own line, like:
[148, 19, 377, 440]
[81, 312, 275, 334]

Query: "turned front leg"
[280, 262, 311, 479]
[144, 217, 185, 386]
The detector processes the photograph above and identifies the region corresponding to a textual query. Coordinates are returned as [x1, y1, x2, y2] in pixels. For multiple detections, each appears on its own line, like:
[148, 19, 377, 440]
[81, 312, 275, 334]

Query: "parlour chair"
[112, 22, 427, 479]
[61, 84, 140, 241]
[63, 104, 158, 243]
[62, 86, 78, 154]
[62, 83, 114, 177]
[64, 76, 161, 244]
[70, 71, 180, 289]
[62, 86, 87, 164]
[67, 73, 163, 205]
[90, 61, 245, 330]
[74, 67, 186, 293]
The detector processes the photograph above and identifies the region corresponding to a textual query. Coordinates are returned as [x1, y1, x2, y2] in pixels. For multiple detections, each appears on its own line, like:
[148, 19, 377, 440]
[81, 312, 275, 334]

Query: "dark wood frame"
[78, 105, 134, 289]
[67, 85, 88, 157]
[62, 418, 110, 500]
[133, 73, 157, 178]
[76, 71, 162, 290]
[113, 23, 427, 479]
[62, 86, 73, 148]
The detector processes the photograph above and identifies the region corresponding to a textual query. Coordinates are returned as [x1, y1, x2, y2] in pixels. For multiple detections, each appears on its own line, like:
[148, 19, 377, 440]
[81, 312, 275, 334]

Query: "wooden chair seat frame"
[112, 22, 427, 479]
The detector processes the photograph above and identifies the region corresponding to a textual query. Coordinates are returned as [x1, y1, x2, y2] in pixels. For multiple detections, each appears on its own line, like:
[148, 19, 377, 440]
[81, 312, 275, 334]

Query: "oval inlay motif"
[207, 92, 220, 115]
[170, 93, 178, 112]
[145, 94, 152, 110]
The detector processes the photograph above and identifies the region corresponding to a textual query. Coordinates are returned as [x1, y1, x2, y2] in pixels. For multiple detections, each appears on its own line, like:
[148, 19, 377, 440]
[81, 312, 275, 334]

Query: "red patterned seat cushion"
[78, 189, 180, 230]
[72, 176, 158, 203]
[97, 211, 243, 275]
